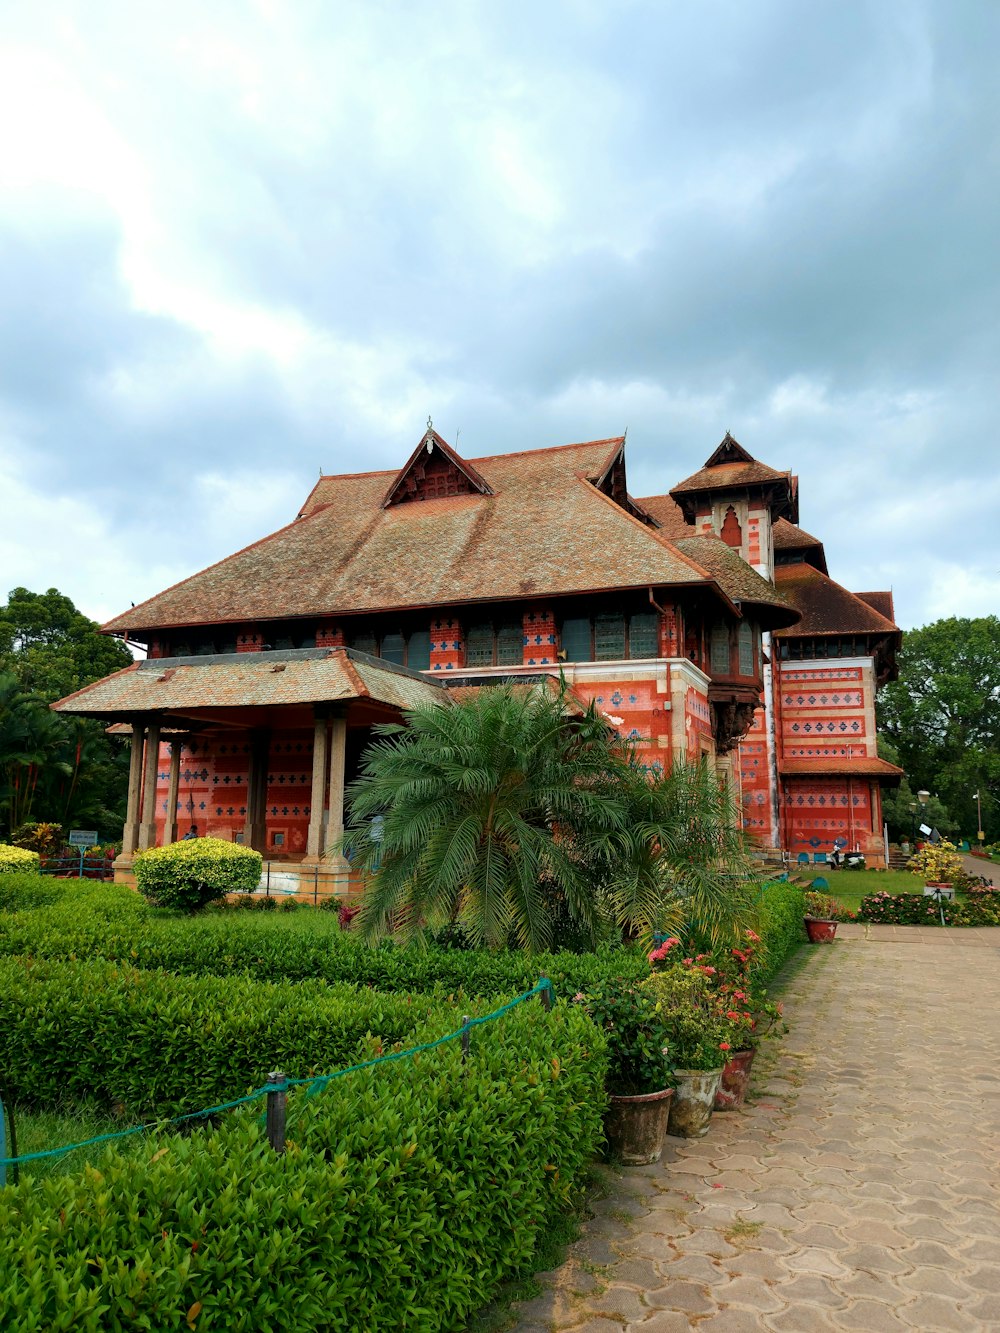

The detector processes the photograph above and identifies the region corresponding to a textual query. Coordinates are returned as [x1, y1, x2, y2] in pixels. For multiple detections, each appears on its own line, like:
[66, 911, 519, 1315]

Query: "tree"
[877, 617, 1000, 842]
[340, 682, 755, 952]
[0, 588, 132, 839]
[877, 738, 957, 843]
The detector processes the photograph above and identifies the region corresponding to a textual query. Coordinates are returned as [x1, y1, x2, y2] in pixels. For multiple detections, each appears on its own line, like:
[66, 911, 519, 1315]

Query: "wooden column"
[121, 720, 146, 855]
[305, 710, 329, 858]
[137, 719, 162, 850]
[164, 741, 182, 844]
[324, 714, 348, 858]
[243, 729, 270, 852]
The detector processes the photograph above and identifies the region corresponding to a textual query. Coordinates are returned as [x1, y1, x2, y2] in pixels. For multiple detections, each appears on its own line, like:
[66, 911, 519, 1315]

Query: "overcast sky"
[1, 0, 997, 634]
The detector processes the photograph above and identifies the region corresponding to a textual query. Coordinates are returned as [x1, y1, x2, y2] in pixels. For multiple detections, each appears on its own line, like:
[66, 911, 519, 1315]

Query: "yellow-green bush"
[908, 840, 963, 884]
[0, 846, 39, 876]
[133, 837, 262, 910]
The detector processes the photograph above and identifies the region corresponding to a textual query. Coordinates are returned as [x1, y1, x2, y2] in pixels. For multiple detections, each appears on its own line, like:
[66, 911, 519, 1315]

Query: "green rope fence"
[0, 978, 554, 1175]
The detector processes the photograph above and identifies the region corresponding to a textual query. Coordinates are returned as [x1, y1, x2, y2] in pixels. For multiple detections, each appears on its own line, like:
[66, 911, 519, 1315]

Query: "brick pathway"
[507, 930, 1000, 1331]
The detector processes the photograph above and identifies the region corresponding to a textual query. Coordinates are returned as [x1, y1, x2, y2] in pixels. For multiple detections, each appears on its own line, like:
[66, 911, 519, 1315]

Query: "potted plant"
[704, 932, 785, 1111]
[575, 983, 674, 1164]
[641, 965, 730, 1138]
[803, 889, 840, 943]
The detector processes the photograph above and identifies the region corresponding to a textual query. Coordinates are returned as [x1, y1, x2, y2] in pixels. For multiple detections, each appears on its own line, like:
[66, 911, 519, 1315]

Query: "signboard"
[68, 830, 98, 847]
[918, 823, 933, 837]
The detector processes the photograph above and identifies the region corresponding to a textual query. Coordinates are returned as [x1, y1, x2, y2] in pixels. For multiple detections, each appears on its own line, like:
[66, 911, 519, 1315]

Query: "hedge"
[0, 957, 467, 1119]
[0, 872, 66, 913]
[0, 1002, 606, 1333]
[0, 887, 649, 998]
[0, 846, 39, 876]
[753, 882, 807, 983]
[134, 837, 263, 910]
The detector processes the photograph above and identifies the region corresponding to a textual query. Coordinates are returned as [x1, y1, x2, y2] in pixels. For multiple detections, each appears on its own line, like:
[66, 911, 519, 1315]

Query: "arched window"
[720, 505, 743, 549]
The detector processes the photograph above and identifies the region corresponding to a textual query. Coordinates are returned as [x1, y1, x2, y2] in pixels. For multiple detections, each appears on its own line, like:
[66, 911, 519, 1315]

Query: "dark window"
[350, 633, 377, 656]
[710, 625, 731, 674]
[595, 613, 626, 661]
[738, 622, 754, 675]
[381, 633, 406, 666]
[466, 624, 494, 667]
[560, 618, 591, 662]
[497, 623, 523, 666]
[408, 631, 431, 670]
[629, 613, 658, 659]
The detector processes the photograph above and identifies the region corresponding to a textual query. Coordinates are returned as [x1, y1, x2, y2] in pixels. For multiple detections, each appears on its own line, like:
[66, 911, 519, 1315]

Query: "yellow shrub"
[909, 840, 963, 884]
[0, 845, 41, 875]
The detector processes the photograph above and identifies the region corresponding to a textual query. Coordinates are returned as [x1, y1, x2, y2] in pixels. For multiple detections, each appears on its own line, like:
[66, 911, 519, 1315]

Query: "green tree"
[0, 589, 132, 838]
[340, 682, 755, 951]
[877, 616, 1000, 842]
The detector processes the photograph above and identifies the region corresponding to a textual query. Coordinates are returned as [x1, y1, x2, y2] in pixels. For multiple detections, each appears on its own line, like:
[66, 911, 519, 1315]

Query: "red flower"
[719, 1042, 731, 1051]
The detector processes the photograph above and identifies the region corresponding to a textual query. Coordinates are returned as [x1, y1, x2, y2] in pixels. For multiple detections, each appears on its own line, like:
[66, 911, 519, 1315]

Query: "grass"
[797, 867, 925, 911]
[2, 1104, 147, 1183]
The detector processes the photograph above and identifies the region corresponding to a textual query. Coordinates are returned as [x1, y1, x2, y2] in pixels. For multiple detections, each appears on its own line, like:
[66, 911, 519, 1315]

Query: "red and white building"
[55, 425, 901, 881]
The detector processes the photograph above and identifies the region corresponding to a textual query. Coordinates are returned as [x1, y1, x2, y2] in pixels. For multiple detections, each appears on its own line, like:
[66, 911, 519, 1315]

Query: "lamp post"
[974, 791, 984, 842]
[909, 800, 918, 848]
[917, 789, 930, 845]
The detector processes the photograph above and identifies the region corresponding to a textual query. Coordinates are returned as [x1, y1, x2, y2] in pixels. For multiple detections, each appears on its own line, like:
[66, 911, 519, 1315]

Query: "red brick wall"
[570, 673, 673, 776]
[431, 616, 465, 671]
[738, 707, 772, 843]
[522, 606, 556, 666]
[316, 625, 345, 648]
[237, 631, 264, 653]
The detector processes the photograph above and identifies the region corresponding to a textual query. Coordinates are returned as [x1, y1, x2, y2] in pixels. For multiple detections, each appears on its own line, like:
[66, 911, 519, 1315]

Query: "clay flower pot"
[804, 916, 837, 943]
[603, 1087, 675, 1164]
[667, 1068, 723, 1138]
[714, 1048, 756, 1111]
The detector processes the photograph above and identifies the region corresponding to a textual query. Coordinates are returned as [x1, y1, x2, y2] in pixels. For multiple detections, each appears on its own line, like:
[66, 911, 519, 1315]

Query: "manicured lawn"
[796, 867, 924, 911]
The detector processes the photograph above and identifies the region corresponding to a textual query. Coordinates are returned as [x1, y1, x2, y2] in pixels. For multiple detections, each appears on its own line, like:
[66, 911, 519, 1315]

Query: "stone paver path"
[508, 931, 1000, 1331]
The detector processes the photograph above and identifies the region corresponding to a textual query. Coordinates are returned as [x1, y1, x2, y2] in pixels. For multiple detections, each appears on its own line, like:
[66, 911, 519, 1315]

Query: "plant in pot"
[641, 964, 732, 1138]
[803, 889, 840, 943]
[706, 933, 784, 1111]
[574, 982, 674, 1165]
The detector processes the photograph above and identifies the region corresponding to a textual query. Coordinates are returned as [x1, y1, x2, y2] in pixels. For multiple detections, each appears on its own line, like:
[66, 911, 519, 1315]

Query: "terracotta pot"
[714, 1048, 756, 1111]
[667, 1068, 723, 1138]
[804, 916, 837, 943]
[603, 1087, 675, 1164]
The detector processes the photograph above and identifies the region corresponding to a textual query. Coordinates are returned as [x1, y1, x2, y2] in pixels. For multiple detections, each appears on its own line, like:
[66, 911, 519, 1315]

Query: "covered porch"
[52, 647, 449, 890]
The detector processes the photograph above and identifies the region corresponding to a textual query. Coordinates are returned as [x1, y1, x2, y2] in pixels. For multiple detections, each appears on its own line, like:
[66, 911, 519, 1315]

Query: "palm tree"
[339, 681, 756, 951]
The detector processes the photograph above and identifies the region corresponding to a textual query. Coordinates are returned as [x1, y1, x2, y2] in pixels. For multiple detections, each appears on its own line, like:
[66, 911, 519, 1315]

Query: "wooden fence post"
[539, 977, 552, 1011]
[266, 1070, 287, 1153]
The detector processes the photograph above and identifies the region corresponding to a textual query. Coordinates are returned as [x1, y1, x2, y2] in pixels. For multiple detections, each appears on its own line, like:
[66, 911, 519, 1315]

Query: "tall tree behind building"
[877, 616, 1000, 842]
[0, 588, 133, 838]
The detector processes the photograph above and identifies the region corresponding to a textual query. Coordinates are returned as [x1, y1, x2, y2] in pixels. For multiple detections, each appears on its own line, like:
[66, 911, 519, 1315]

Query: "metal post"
[266, 862, 271, 899]
[0, 1087, 19, 1186]
[266, 1070, 287, 1154]
[461, 1016, 471, 1062]
[314, 866, 319, 906]
[539, 977, 552, 1011]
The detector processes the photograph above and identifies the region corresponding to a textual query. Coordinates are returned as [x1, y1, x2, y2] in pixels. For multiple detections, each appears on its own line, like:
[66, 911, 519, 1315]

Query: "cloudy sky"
[1, 0, 997, 634]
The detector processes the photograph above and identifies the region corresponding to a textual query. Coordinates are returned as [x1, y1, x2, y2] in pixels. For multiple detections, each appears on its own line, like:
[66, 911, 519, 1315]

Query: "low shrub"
[7, 822, 63, 856]
[753, 882, 807, 982]
[0, 846, 40, 876]
[860, 889, 1000, 926]
[0, 1000, 605, 1332]
[0, 956, 452, 1118]
[0, 871, 64, 912]
[908, 840, 963, 885]
[0, 888, 648, 998]
[133, 838, 263, 911]
[804, 890, 858, 923]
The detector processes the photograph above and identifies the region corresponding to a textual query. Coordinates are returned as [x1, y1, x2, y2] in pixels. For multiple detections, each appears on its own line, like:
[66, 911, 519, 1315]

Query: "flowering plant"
[640, 966, 736, 1070]
[908, 840, 963, 885]
[573, 982, 673, 1096]
[804, 891, 857, 923]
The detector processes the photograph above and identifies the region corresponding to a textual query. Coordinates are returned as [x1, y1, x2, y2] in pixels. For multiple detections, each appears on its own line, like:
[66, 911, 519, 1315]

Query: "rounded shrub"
[133, 837, 262, 911]
[0, 845, 40, 876]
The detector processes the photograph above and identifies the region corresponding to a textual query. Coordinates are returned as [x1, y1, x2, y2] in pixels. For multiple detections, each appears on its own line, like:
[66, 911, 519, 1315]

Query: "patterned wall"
[570, 669, 674, 776]
[738, 707, 773, 841]
[684, 685, 713, 761]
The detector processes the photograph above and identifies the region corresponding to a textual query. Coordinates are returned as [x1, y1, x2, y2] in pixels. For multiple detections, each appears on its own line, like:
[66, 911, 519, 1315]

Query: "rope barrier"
[0, 978, 554, 1171]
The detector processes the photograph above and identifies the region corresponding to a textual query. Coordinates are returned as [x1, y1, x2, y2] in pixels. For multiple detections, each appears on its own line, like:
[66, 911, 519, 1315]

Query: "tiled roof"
[855, 591, 895, 622]
[672, 535, 800, 629]
[52, 648, 448, 719]
[772, 517, 823, 551]
[779, 757, 904, 781]
[103, 437, 727, 635]
[773, 564, 900, 638]
[633, 493, 691, 539]
[671, 458, 794, 497]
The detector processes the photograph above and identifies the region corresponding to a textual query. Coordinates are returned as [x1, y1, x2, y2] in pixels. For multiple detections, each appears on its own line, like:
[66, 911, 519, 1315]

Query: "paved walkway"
[507, 930, 1000, 1332]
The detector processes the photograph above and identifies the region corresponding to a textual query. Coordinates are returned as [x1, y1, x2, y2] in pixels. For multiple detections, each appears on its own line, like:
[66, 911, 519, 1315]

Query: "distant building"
[55, 425, 900, 878]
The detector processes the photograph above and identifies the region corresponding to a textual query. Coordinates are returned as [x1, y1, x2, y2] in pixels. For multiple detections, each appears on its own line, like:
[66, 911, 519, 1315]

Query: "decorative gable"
[703, 431, 755, 468]
[382, 422, 493, 507]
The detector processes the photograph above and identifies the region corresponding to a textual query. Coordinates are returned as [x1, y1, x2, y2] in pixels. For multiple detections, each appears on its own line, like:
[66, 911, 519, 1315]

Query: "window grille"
[466, 624, 494, 667]
[710, 625, 731, 674]
[629, 613, 658, 659]
[497, 623, 522, 666]
[738, 622, 754, 674]
[595, 614, 626, 661]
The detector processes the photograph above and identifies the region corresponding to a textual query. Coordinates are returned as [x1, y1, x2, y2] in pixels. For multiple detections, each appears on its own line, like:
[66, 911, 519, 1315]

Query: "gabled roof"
[703, 431, 756, 467]
[671, 433, 795, 498]
[104, 436, 727, 635]
[381, 426, 493, 507]
[779, 756, 904, 783]
[633, 493, 691, 538]
[672, 535, 800, 629]
[52, 647, 447, 720]
[855, 591, 895, 622]
[773, 563, 900, 639]
[772, 517, 828, 574]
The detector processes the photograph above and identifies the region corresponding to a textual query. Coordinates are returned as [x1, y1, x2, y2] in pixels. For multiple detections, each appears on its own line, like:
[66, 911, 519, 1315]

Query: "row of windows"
[710, 622, 757, 676]
[350, 630, 432, 670]
[560, 614, 659, 663]
[778, 636, 871, 660]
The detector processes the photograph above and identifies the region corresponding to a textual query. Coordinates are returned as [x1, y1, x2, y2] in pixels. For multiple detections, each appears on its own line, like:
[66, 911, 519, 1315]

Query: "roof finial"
[426, 414, 433, 434]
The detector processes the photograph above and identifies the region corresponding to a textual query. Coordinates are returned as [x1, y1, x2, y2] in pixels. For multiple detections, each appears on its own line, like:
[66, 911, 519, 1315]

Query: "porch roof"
[51, 647, 449, 720]
[779, 756, 904, 783]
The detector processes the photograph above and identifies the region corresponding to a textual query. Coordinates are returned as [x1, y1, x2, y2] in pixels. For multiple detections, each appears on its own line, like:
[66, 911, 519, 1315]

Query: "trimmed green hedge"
[0, 1002, 605, 1333]
[134, 837, 262, 910]
[754, 882, 807, 983]
[0, 956, 463, 1118]
[0, 887, 649, 997]
[0, 872, 66, 913]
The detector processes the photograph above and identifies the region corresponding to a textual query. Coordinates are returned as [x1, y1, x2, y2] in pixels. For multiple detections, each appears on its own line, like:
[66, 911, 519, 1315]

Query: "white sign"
[68, 830, 98, 847]
[918, 823, 933, 837]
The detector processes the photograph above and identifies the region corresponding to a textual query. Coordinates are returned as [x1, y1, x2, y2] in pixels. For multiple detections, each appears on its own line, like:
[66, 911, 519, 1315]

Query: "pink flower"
[573, 992, 585, 1003]
[719, 1042, 731, 1051]
[745, 929, 761, 943]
